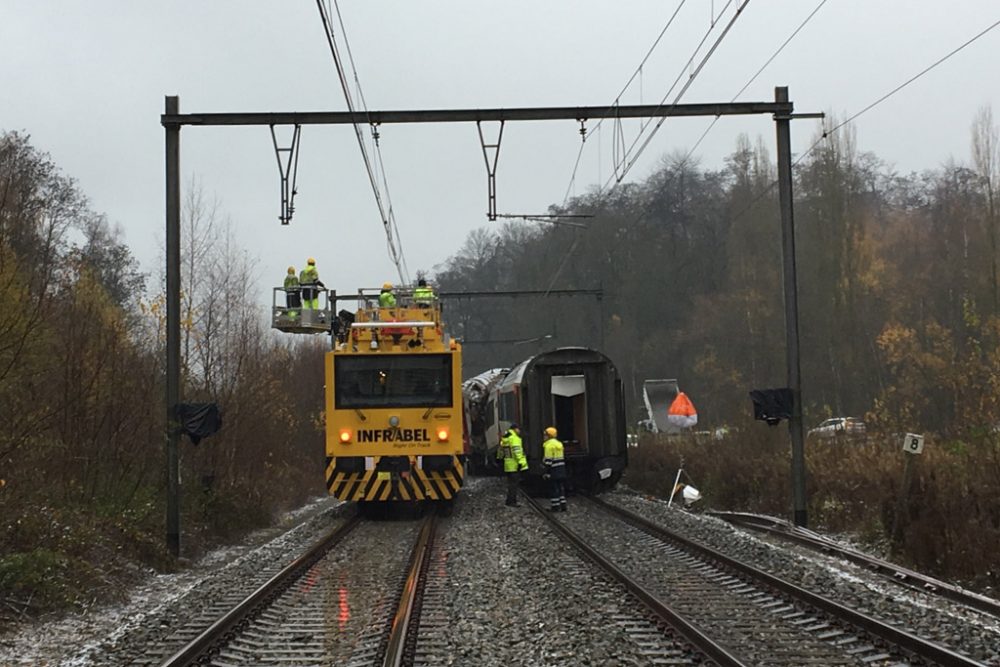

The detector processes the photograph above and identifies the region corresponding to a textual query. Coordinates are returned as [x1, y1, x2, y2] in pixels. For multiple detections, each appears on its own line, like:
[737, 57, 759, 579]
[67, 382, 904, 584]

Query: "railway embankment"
[623, 427, 1000, 597]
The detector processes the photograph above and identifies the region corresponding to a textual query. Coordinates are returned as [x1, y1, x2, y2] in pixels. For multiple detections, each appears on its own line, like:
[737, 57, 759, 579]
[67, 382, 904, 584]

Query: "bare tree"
[972, 105, 1000, 315]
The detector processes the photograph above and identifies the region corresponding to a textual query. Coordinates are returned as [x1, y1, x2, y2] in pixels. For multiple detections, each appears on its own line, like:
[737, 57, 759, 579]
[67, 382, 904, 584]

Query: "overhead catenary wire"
[681, 0, 830, 165]
[316, 0, 409, 285]
[728, 13, 1000, 225]
[609, 0, 751, 189]
[331, 0, 411, 283]
[547, 2, 750, 293]
[561, 0, 691, 205]
[801, 14, 1000, 163]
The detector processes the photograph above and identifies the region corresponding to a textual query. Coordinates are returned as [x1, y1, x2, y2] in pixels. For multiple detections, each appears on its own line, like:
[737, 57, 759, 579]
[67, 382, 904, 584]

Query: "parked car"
[809, 417, 867, 439]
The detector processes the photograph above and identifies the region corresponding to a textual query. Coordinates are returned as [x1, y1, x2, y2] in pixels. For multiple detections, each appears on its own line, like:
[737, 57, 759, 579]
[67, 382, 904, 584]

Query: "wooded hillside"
[439, 112, 1000, 439]
[0, 132, 326, 617]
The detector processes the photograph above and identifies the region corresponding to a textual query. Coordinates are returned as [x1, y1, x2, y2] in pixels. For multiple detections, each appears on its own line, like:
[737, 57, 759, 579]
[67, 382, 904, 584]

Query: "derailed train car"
[461, 367, 509, 474]
[464, 347, 627, 491]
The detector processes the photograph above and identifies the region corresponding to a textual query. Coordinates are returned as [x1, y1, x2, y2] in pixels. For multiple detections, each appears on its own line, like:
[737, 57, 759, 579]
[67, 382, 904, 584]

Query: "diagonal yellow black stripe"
[358, 470, 378, 500]
[413, 468, 436, 500]
[333, 472, 353, 497]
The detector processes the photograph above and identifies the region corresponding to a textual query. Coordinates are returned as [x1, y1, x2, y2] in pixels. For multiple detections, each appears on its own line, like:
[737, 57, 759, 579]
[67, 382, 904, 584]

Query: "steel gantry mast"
[162, 89, 819, 555]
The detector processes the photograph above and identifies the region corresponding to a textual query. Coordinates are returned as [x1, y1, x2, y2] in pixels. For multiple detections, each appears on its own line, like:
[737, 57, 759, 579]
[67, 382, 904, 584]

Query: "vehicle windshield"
[335, 354, 452, 409]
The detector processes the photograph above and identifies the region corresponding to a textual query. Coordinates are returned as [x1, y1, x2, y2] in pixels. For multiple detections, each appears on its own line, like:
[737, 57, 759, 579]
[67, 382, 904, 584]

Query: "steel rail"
[382, 513, 437, 667]
[523, 493, 746, 667]
[159, 514, 362, 667]
[709, 510, 1000, 619]
[591, 498, 986, 667]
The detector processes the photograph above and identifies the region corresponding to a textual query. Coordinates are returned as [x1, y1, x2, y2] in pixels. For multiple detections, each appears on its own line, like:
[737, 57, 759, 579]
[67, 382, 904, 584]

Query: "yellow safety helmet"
[544, 427, 558, 438]
[287, 266, 295, 274]
[307, 257, 316, 265]
[382, 282, 393, 290]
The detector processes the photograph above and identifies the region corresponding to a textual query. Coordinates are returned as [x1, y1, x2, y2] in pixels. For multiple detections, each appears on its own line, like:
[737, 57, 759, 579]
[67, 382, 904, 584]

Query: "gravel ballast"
[3, 479, 999, 666]
[607, 487, 1000, 666]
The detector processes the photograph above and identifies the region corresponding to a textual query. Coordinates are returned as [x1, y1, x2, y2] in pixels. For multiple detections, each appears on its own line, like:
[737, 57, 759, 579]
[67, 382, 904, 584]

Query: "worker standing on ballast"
[413, 278, 436, 308]
[300, 258, 323, 310]
[379, 282, 396, 308]
[497, 423, 527, 507]
[542, 426, 567, 511]
[283, 266, 300, 319]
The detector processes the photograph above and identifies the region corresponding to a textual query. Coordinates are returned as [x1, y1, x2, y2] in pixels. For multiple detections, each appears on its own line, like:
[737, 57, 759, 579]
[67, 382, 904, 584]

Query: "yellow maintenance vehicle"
[321, 286, 465, 510]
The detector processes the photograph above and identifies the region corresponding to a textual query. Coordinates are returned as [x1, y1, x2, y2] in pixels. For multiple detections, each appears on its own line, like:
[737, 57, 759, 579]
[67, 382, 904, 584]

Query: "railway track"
[522, 494, 744, 666]
[548, 495, 985, 666]
[159, 511, 438, 667]
[708, 510, 1000, 619]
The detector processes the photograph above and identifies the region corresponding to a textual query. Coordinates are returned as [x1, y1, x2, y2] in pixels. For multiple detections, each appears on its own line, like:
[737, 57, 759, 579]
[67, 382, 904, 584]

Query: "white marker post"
[892, 433, 924, 543]
[667, 458, 685, 509]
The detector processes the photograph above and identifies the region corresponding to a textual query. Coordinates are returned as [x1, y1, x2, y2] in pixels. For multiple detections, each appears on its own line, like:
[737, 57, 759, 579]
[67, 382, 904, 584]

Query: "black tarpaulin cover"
[176, 403, 222, 444]
[749, 388, 793, 426]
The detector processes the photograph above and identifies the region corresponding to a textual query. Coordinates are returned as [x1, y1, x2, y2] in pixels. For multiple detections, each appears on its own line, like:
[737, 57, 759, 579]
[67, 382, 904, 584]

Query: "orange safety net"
[668, 392, 697, 417]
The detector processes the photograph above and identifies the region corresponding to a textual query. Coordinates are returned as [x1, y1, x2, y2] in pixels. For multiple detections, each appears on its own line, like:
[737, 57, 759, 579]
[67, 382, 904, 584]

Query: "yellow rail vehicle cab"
[325, 290, 465, 504]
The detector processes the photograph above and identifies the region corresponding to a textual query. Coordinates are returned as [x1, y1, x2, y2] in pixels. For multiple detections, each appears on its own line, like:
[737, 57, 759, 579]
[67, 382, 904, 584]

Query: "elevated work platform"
[271, 287, 332, 334]
[341, 286, 451, 353]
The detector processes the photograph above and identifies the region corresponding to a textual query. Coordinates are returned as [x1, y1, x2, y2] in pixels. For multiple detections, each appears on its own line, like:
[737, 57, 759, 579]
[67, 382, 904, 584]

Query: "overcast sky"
[3, 2, 999, 303]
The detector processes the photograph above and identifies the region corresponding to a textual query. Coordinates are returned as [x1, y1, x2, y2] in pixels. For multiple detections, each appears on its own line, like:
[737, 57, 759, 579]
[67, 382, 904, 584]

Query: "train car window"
[335, 354, 453, 409]
[485, 399, 496, 428]
[499, 391, 518, 423]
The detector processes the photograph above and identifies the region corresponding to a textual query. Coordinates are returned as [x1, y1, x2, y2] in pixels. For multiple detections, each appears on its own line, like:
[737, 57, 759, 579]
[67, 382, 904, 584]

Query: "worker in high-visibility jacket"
[379, 282, 397, 308]
[497, 424, 528, 507]
[283, 266, 300, 319]
[299, 258, 323, 310]
[413, 278, 436, 307]
[542, 426, 567, 512]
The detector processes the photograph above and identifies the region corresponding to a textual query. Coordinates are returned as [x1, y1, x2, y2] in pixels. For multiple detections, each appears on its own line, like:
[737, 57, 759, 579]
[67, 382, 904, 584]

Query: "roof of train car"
[497, 347, 617, 391]
[462, 367, 510, 391]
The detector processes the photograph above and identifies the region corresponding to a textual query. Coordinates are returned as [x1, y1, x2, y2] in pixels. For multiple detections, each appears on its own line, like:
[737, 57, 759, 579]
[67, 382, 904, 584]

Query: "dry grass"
[624, 427, 1000, 590]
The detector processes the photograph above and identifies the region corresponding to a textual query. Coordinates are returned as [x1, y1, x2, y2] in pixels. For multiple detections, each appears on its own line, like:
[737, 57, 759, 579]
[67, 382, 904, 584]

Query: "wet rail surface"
[158, 513, 436, 667]
[708, 510, 1000, 619]
[571, 496, 985, 666]
[523, 493, 746, 666]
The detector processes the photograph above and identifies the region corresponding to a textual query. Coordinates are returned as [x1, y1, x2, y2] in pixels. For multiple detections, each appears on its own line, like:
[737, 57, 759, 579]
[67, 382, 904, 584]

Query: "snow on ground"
[0, 495, 340, 666]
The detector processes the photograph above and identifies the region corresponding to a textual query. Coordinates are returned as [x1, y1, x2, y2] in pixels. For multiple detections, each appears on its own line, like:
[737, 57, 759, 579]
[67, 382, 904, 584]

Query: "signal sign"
[902, 433, 924, 455]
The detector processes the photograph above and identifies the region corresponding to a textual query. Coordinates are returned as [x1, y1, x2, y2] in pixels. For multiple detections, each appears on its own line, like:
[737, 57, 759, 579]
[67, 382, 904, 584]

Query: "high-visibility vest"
[413, 286, 436, 304]
[542, 437, 566, 478]
[284, 275, 299, 289]
[300, 265, 319, 285]
[498, 429, 527, 472]
[379, 290, 397, 307]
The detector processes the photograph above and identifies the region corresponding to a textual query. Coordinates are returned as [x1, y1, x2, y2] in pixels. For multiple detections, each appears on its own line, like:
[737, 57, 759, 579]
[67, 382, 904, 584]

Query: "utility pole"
[165, 95, 181, 556]
[774, 86, 808, 527]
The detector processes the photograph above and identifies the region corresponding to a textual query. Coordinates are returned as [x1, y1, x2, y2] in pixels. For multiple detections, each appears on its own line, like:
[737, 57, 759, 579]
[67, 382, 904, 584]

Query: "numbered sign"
[902, 433, 924, 455]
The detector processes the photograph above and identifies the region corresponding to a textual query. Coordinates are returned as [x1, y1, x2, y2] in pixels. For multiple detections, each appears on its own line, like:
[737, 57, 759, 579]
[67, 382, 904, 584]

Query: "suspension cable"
[549, 2, 750, 289]
[682, 0, 830, 165]
[316, 0, 409, 284]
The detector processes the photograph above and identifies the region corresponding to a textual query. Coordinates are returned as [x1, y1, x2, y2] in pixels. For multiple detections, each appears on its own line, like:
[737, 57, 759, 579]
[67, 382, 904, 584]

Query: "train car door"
[483, 397, 498, 449]
[550, 374, 588, 455]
